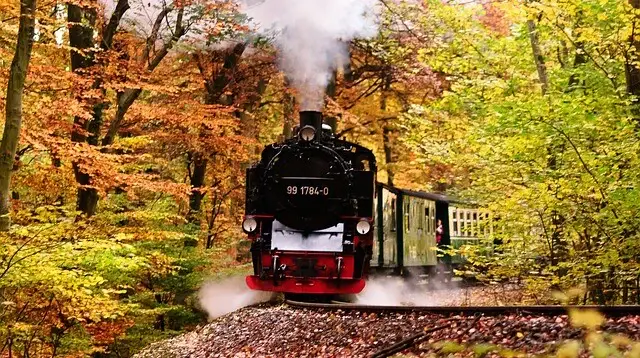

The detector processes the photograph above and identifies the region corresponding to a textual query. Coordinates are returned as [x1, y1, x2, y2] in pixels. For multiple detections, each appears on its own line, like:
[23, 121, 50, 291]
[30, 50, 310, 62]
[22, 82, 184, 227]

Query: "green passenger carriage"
[372, 183, 492, 276]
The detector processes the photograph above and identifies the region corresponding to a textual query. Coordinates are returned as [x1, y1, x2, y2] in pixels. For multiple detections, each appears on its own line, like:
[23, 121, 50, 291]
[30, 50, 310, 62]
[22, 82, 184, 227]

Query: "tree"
[401, 0, 640, 303]
[67, 0, 130, 216]
[334, 1, 441, 189]
[0, 0, 37, 231]
[68, 0, 237, 216]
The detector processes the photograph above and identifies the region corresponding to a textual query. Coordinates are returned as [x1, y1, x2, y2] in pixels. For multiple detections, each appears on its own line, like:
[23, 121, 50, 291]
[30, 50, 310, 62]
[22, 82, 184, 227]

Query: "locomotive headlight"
[356, 220, 371, 235]
[242, 217, 258, 233]
[299, 125, 316, 141]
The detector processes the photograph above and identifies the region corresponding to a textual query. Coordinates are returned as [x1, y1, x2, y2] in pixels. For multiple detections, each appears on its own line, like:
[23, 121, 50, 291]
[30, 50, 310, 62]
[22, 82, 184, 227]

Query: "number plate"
[281, 177, 334, 197]
[286, 185, 330, 196]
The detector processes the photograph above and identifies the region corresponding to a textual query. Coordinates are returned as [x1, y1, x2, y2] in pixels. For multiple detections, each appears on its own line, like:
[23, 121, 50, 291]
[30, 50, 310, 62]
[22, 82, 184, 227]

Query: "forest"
[1, 0, 640, 356]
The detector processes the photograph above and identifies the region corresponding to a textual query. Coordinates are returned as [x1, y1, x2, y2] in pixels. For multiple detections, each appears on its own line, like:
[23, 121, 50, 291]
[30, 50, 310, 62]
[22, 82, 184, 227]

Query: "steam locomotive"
[243, 111, 376, 294]
[243, 111, 490, 295]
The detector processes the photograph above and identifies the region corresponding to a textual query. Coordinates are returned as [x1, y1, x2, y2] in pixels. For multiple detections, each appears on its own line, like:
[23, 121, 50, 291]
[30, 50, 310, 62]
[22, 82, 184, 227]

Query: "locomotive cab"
[244, 111, 376, 295]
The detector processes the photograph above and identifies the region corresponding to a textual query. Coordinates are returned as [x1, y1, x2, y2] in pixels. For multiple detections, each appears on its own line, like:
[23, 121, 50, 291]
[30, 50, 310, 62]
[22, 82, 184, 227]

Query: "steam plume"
[243, 0, 379, 110]
[198, 276, 273, 320]
[356, 275, 465, 306]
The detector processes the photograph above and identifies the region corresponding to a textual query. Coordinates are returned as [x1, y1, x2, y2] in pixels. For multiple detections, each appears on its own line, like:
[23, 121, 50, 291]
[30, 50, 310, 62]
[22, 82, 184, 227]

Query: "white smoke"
[356, 275, 466, 306]
[198, 276, 273, 320]
[242, 0, 379, 110]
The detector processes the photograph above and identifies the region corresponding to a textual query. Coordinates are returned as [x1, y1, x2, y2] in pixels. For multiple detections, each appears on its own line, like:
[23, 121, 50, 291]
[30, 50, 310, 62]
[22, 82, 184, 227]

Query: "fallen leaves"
[133, 303, 640, 358]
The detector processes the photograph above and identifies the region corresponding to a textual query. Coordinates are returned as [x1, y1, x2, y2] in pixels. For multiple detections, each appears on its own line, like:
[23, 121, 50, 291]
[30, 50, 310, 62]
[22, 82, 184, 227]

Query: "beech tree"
[67, 0, 130, 216]
[0, 0, 37, 230]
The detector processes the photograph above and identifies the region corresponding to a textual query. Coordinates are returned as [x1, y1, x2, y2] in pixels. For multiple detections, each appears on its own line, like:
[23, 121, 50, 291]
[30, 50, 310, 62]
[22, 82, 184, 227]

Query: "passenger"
[435, 219, 443, 245]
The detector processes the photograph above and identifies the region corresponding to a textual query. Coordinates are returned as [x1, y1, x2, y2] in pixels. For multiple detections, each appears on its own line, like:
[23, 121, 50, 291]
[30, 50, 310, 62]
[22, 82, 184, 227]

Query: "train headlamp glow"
[356, 220, 371, 235]
[242, 217, 258, 233]
[299, 125, 316, 141]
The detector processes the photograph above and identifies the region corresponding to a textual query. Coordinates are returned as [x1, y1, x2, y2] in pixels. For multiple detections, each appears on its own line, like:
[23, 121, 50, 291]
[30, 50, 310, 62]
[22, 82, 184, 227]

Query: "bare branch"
[148, 7, 185, 70]
[335, 116, 397, 137]
[101, 0, 130, 50]
[142, 4, 174, 64]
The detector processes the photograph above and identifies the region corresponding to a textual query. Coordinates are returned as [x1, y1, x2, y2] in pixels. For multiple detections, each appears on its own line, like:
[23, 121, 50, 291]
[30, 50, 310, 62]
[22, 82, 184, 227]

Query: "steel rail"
[285, 300, 640, 316]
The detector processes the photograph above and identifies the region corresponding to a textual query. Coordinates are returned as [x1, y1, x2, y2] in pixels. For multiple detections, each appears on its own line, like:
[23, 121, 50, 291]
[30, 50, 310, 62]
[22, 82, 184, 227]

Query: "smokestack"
[299, 111, 323, 132]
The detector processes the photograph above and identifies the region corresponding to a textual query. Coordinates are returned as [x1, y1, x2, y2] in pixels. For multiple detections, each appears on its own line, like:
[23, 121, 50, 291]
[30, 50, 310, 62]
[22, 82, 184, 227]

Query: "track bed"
[134, 302, 640, 358]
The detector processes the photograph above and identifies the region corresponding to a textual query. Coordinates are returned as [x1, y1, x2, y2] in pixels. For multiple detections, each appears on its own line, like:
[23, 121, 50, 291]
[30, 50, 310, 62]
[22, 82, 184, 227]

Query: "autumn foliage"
[2, 0, 640, 356]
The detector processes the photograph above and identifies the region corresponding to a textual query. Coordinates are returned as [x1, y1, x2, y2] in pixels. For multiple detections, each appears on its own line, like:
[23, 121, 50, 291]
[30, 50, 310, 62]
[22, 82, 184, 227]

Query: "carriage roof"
[378, 183, 478, 207]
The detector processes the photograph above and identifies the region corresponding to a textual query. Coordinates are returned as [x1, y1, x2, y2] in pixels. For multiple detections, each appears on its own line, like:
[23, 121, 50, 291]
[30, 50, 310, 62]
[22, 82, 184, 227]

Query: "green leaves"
[399, 0, 640, 304]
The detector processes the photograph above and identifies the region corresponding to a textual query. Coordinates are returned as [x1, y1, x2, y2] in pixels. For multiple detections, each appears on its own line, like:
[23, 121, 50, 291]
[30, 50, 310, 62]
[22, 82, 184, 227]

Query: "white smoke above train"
[241, 0, 379, 110]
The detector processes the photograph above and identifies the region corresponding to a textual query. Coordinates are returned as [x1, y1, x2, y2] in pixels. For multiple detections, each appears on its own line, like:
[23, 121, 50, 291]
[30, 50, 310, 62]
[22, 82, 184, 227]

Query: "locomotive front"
[243, 111, 376, 294]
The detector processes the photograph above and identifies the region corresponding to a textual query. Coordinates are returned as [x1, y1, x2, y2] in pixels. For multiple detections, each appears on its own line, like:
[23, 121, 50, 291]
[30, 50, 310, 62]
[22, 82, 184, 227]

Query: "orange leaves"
[84, 318, 135, 347]
[480, 2, 511, 36]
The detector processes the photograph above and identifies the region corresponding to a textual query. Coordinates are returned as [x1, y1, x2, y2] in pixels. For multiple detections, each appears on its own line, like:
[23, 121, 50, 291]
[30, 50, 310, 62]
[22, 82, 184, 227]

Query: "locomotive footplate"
[246, 251, 365, 294]
[245, 275, 365, 294]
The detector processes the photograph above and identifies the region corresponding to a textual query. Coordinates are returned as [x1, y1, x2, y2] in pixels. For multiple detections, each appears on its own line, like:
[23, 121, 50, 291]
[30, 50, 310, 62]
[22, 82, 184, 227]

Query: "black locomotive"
[243, 111, 377, 294]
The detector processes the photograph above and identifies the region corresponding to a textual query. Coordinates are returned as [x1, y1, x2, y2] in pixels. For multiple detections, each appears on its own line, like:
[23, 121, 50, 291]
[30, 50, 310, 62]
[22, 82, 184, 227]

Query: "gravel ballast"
[133, 303, 640, 358]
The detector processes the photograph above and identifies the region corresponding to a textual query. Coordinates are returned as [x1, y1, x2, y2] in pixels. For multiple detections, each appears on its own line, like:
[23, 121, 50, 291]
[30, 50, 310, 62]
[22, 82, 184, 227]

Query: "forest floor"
[133, 282, 639, 358]
[133, 303, 639, 358]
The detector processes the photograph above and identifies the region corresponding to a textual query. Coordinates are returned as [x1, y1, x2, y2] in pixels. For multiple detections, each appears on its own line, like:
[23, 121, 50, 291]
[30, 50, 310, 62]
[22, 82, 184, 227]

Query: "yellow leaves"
[146, 251, 178, 278]
[552, 287, 585, 304]
[592, 341, 619, 358]
[610, 334, 633, 348]
[113, 232, 134, 242]
[437, 341, 465, 354]
[556, 340, 581, 358]
[568, 309, 605, 331]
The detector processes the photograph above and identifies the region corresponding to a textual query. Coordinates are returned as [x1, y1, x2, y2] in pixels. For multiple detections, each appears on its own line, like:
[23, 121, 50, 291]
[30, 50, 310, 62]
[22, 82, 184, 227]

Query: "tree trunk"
[101, 5, 182, 146]
[282, 78, 296, 139]
[527, 19, 549, 95]
[527, 18, 571, 273]
[187, 154, 207, 223]
[237, 78, 268, 139]
[187, 43, 248, 223]
[101, 88, 141, 146]
[382, 126, 394, 186]
[67, 0, 130, 216]
[380, 72, 394, 186]
[68, 4, 100, 216]
[0, 0, 37, 230]
[324, 70, 338, 132]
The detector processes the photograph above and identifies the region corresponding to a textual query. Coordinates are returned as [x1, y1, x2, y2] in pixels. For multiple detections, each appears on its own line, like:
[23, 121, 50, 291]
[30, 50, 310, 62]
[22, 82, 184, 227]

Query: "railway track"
[133, 299, 640, 358]
[286, 299, 640, 357]
[285, 299, 640, 316]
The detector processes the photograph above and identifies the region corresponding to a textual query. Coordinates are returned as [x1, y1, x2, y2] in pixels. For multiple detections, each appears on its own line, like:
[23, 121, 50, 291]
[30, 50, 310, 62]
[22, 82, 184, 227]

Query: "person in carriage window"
[435, 219, 443, 245]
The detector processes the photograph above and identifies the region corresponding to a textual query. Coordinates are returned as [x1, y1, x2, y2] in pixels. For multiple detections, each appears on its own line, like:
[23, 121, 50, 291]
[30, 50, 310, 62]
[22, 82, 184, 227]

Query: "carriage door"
[435, 200, 450, 264]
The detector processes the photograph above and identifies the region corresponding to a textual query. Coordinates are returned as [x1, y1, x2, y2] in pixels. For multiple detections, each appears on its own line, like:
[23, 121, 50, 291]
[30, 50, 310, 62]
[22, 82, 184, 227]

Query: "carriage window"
[452, 210, 458, 236]
[471, 212, 478, 236]
[391, 198, 396, 232]
[405, 201, 410, 232]
[425, 207, 430, 233]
